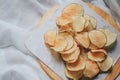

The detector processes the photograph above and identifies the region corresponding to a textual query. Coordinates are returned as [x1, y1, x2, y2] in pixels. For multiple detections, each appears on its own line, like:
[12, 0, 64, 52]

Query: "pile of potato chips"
[44, 3, 117, 80]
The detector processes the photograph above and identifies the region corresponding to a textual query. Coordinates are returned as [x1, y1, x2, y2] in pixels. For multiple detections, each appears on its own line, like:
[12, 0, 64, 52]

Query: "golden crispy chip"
[88, 43, 98, 50]
[56, 14, 72, 31]
[63, 33, 74, 50]
[88, 51, 106, 62]
[72, 16, 85, 32]
[44, 30, 57, 46]
[84, 15, 95, 31]
[75, 32, 90, 48]
[89, 16, 97, 29]
[65, 36, 74, 50]
[62, 3, 84, 17]
[59, 32, 74, 50]
[85, 22, 94, 31]
[64, 68, 83, 80]
[51, 34, 67, 52]
[83, 60, 99, 78]
[91, 49, 107, 55]
[60, 41, 77, 54]
[84, 15, 90, 30]
[88, 30, 106, 48]
[81, 49, 88, 60]
[62, 47, 80, 63]
[97, 56, 113, 72]
[66, 56, 86, 71]
[99, 29, 117, 47]
[56, 14, 72, 26]
[84, 20, 89, 29]
[84, 15, 90, 21]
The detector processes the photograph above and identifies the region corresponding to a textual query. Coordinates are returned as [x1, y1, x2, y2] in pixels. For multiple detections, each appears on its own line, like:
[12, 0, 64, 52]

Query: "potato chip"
[72, 16, 85, 32]
[84, 15, 90, 21]
[62, 3, 84, 17]
[89, 16, 97, 29]
[75, 32, 90, 48]
[81, 49, 88, 60]
[91, 49, 107, 55]
[88, 30, 106, 48]
[56, 14, 73, 32]
[85, 21, 94, 31]
[60, 41, 77, 54]
[63, 34, 74, 50]
[97, 56, 113, 72]
[83, 60, 99, 78]
[99, 29, 117, 47]
[62, 47, 80, 63]
[44, 30, 57, 46]
[88, 43, 98, 50]
[88, 51, 106, 62]
[64, 68, 83, 80]
[84, 15, 96, 31]
[84, 15, 90, 30]
[84, 20, 89, 29]
[66, 56, 86, 71]
[51, 34, 67, 52]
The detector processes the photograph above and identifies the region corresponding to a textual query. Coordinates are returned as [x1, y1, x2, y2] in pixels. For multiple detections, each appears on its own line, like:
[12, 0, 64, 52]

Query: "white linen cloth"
[0, 0, 119, 80]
